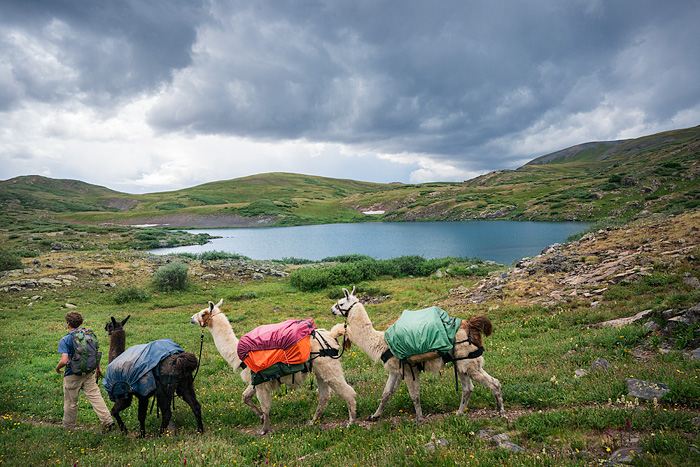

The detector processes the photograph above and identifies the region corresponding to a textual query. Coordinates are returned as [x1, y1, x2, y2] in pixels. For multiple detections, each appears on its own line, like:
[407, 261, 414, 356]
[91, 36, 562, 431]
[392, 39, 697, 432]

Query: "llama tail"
[329, 323, 352, 351]
[172, 352, 199, 375]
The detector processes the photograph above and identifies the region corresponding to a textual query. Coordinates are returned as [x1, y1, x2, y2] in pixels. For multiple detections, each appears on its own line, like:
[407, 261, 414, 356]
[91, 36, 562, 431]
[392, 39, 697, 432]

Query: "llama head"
[190, 299, 224, 327]
[331, 286, 358, 318]
[105, 315, 130, 335]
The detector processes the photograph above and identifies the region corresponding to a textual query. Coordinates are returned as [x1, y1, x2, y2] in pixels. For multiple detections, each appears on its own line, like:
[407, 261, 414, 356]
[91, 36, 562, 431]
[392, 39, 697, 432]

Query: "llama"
[104, 316, 204, 437]
[190, 299, 356, 434]
[331, 287, 504, 423]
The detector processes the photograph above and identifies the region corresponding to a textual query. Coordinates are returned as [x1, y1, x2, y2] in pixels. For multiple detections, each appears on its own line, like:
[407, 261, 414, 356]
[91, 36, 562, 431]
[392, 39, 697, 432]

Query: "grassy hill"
[346, 125, 700, 222]
[1, 125, 699, 230]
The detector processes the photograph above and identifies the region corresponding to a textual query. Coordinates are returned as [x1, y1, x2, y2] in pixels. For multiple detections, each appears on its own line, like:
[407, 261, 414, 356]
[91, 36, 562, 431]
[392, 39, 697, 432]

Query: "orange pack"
[243, 337, 311, 374]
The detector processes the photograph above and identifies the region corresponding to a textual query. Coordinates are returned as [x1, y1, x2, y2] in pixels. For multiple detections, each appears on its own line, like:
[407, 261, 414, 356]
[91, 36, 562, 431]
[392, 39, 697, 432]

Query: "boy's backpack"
[68, 328, 101, 375]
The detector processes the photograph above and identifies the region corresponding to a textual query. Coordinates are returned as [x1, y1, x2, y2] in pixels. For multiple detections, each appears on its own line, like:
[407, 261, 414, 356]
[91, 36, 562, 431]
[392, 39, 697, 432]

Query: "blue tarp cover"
[103, 339, 184, 401]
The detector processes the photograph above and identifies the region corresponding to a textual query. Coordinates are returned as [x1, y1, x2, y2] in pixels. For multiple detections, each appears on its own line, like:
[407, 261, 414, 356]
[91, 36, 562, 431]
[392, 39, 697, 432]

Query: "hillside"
[1, 125, 699, 229]
[346, 125, 700, 223]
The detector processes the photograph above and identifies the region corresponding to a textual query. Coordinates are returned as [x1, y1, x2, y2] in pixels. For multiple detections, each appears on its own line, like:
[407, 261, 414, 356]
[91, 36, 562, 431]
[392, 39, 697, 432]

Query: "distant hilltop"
[1, 124, 699, 228]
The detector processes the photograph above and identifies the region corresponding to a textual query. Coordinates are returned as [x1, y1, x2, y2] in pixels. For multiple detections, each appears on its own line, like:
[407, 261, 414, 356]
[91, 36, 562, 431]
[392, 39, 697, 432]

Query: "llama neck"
[108, 330, 126, 364]
[208, 314, 242, 370]
[347, 302, 387, 363]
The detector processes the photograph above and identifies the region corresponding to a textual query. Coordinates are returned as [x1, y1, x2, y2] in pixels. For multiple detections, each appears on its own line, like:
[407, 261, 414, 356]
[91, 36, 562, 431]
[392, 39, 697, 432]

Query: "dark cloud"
[145, 0, 700, 165]
[0, 0, 206, 109]
[1, 0, 699, 187]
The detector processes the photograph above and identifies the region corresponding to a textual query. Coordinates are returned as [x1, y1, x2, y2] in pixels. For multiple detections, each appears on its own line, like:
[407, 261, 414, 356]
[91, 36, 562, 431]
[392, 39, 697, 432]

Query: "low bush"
[0, 248, 23, 271]
[153, 262, 189, 291]
[112, 286, 151, 304]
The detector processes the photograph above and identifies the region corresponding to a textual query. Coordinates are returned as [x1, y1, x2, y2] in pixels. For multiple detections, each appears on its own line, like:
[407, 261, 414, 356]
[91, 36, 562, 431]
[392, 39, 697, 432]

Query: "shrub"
[0, 248, 23, 271]
[153, 262, 189, 291]
[197, 250, 248, 261]
[113, 286, 151, 304]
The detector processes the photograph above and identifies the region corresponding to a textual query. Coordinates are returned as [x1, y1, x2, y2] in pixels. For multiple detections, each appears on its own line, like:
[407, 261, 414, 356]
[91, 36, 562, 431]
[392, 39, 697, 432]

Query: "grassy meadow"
[1, 244, 699, 467]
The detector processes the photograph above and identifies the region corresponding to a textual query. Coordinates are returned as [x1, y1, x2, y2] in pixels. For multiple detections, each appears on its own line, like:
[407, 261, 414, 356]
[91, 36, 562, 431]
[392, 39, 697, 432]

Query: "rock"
[596, 309, 653, 328]
[609, 447, 638, 464]
[64, 303, 77, 308]
[477, 429, 493, 439]
[490, 433, 510, 444]
[692, 417, 700, 427]
[201, 274, 217, 280]
[643, 320, 661, 332]
[692, 349, 700, 360]
[435, 269, 444, 278]
[590, 358, 609, 371]
[683, 274, 700, 289]
[498, 441, 525, 453]
[57, 274, 79, 282]
[38, 278, 63, 287]
[626, 378, 670, 400]
[575, 369, 588, 378]
[425, 438, 449, 451]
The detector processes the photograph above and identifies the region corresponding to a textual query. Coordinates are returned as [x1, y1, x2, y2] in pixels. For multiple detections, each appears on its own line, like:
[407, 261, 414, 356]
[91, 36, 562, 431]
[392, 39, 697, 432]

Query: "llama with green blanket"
[331, 286, 504, 423]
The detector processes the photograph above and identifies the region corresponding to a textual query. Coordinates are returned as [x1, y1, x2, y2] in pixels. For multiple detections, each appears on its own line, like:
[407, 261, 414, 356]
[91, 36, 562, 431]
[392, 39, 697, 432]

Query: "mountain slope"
[345, 125, 700, 222]
[1, 126, 699, 228]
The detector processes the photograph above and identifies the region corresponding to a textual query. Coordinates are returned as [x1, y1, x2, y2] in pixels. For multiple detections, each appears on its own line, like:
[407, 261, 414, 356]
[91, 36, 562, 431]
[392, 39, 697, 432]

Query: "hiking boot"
[102, 422, 115, 434]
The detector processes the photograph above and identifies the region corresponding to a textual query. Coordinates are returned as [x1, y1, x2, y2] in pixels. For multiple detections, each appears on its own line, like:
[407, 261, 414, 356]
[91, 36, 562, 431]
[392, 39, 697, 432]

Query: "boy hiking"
[56, 311, 114, 433]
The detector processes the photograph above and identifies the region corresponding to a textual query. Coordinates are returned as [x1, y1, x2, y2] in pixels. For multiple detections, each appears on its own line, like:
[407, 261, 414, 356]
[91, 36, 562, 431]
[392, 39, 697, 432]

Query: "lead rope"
[193, 329, 204, 381]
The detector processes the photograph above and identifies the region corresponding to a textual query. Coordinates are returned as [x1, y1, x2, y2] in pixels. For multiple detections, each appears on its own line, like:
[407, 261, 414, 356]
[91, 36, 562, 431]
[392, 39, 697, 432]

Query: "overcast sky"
[1, 1, 699, 194]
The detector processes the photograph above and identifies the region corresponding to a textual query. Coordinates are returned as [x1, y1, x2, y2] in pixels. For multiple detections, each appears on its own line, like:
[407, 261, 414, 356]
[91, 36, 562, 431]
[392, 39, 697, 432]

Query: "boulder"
[626, 378, 670, 400]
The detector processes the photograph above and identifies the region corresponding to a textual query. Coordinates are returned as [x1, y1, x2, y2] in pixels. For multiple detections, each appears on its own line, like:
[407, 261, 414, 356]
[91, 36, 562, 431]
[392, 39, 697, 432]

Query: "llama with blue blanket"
[103, 316, 203, 437]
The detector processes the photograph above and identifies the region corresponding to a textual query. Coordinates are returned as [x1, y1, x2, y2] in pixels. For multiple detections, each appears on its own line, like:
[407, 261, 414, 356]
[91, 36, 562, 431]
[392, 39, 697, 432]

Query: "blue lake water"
[150, 221, 590, 265]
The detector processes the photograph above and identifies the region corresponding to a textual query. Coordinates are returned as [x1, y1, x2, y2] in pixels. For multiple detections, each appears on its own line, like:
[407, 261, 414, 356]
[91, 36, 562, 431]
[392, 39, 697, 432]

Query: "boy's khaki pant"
[62, 371, 113, 430]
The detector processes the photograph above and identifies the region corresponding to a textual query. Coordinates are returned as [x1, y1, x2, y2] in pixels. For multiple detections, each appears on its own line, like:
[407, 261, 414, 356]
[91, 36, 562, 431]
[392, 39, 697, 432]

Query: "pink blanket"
[237, 319, 316, 362]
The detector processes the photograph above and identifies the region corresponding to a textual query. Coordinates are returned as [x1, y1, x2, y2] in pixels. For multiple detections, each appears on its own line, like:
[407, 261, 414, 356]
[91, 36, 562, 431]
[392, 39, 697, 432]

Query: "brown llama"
[104, 315, 204, 437]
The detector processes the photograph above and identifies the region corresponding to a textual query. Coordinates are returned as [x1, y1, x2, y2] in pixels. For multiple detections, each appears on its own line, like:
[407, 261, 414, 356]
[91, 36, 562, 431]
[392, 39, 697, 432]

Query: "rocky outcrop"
[445, 212, 700, 308]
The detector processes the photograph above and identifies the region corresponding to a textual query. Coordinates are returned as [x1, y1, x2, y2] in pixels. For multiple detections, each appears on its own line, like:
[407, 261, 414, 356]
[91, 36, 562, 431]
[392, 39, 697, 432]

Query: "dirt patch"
[116, 213, 278, 228]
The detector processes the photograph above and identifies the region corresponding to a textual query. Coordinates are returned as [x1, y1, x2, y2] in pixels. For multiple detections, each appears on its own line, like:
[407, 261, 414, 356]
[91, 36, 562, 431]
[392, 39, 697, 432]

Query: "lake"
[150, 221, 590, 265]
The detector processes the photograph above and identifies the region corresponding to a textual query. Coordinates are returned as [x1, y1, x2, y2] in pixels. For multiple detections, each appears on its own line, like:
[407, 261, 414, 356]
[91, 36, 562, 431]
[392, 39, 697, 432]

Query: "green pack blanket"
[384, 306, 462, 360]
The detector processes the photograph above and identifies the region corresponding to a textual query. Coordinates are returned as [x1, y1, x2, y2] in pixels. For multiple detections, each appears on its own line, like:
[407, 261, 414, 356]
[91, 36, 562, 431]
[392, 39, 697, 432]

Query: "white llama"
[190, 299, 356, 434]
[331, 287, 504, 422]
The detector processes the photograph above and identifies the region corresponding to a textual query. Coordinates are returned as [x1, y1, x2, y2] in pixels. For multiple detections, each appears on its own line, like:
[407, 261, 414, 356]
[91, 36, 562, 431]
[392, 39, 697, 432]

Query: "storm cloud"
[1, 0, 699, 192]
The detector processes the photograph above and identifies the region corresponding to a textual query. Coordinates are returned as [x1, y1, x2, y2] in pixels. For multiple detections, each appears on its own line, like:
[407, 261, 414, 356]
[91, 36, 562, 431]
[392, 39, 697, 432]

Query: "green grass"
[1, 259, 699, 466]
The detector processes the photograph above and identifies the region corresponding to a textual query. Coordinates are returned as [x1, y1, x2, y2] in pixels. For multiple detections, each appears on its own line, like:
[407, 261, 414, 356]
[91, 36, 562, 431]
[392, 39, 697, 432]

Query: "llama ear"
[351, 285, 356, 296]
[342, 288, 349, 299]
[122, 315, 130, 326]
[215, 299, 223, 308]
[111, 317, 117, 326]
[208, 301, 215, 311]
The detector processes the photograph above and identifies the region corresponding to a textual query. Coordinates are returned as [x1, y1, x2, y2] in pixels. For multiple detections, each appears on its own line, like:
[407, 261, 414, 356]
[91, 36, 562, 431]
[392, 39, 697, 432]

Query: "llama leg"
[326, 374, 357, 426]
[310, 376, 332, 425]
[313, 359, 357, 426]
[369, 371, 402, 421]
[255, 387, 273, 435]
[470, 367, 505, 417]
[111, 397, 131, 433]
[456, 371, 474, 415]
[157, 393, 172, 435]
[137, 395, 149, 438]
[242, 384, 264, 422]
[180, 385, 204, 433]
[403, 370, 423, 423]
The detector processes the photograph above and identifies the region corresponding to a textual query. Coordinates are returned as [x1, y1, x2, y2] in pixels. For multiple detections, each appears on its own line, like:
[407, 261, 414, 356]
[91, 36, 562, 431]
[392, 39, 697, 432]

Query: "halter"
[192, 307, 220, 380]
[334, 299, 359, 318]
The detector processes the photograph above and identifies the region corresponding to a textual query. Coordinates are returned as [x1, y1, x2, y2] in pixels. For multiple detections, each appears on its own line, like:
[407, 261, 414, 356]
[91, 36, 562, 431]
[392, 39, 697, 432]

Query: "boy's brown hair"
[65, 312, 83, 329]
